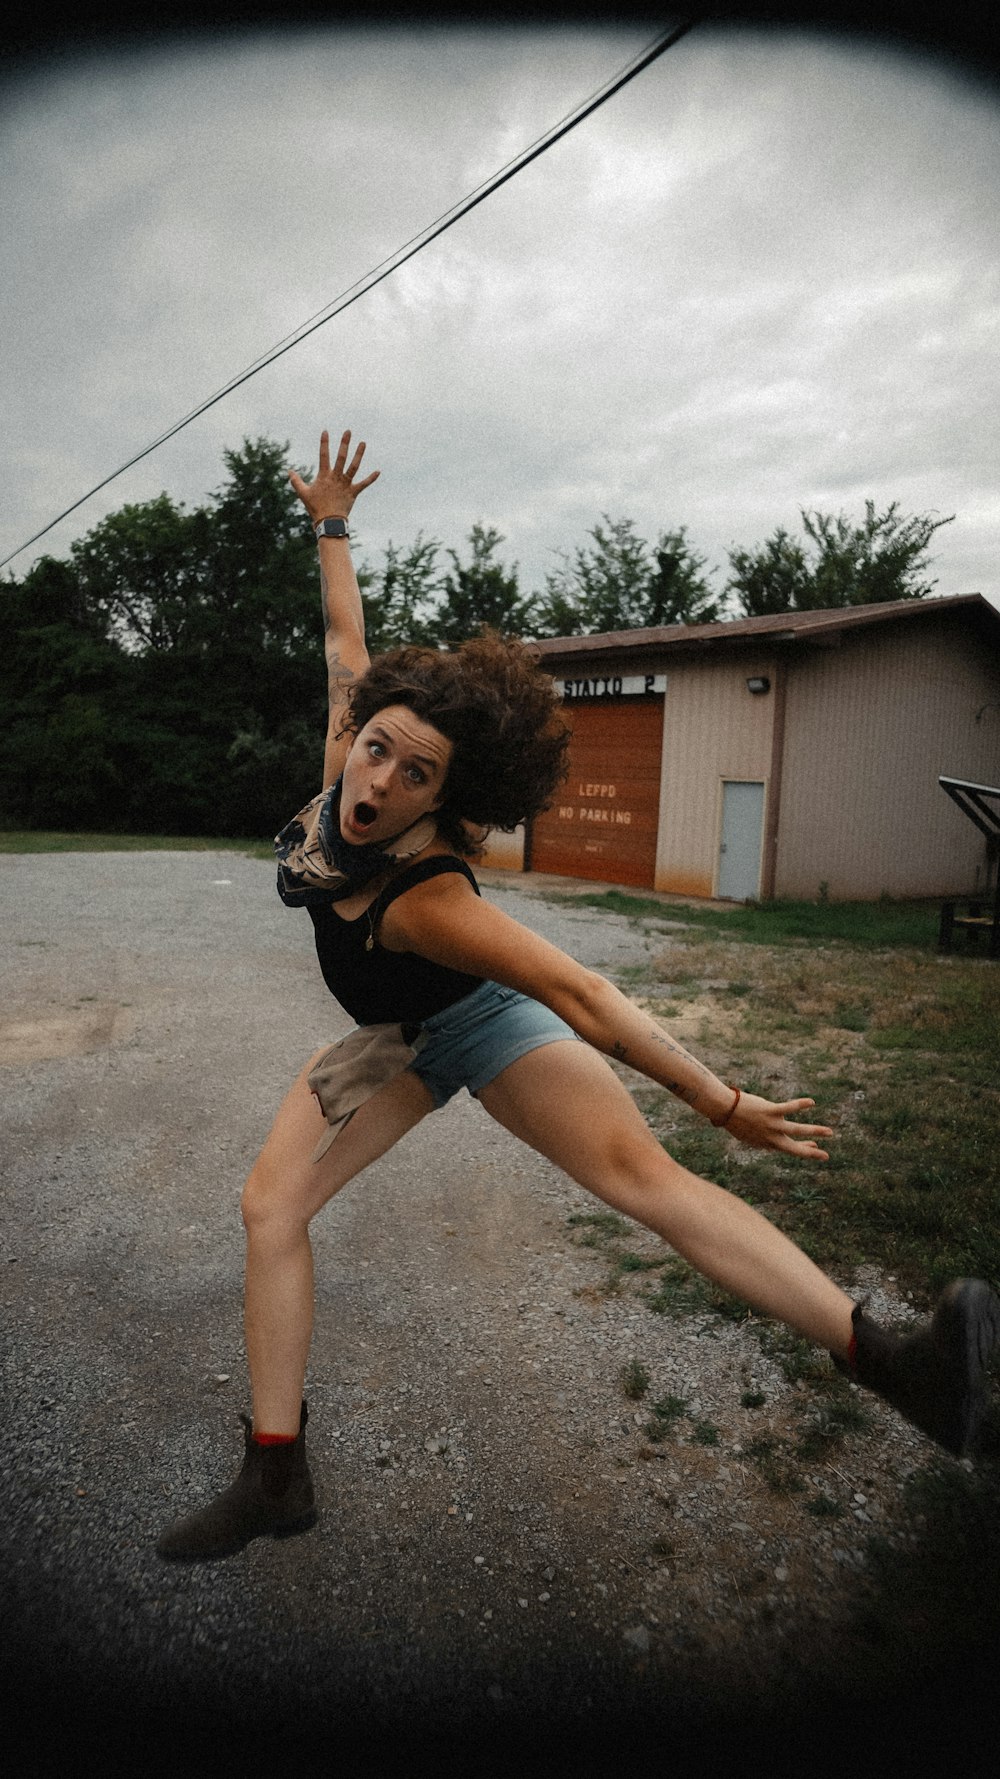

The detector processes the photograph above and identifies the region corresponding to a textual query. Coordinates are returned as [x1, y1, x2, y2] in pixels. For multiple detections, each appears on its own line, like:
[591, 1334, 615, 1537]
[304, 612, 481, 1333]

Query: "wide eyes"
[366, 739, 427, 786]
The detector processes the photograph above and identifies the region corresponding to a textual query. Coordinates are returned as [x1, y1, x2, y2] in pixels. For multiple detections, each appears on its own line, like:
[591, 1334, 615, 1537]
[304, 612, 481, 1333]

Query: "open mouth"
[352, 800, 378, 831]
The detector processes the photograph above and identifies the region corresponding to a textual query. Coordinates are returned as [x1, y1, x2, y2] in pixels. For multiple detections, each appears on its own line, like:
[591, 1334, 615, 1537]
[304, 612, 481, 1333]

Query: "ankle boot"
[835, 1279, 1000, 1456]
[157, 1400, 317, 1560]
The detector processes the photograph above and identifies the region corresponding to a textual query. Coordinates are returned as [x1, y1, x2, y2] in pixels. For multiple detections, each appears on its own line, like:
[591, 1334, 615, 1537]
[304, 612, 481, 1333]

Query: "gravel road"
[0, 851, 989, 1770]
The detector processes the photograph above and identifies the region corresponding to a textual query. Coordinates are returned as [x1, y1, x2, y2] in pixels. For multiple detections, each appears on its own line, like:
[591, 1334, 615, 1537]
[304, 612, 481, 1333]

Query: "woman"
[158, 428, 999, 1561]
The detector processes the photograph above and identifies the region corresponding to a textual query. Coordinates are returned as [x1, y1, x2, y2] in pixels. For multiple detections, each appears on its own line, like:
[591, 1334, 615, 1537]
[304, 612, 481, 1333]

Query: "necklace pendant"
[365, 933, 375, 952]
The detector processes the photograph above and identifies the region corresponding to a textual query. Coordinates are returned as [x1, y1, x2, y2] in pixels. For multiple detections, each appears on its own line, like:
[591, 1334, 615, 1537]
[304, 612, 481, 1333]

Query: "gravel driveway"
[0, 851, 988, 1769]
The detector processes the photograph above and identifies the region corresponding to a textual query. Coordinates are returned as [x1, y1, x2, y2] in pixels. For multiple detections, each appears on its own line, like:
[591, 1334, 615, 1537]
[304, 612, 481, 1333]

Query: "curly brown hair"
[344, 631, 570, 855]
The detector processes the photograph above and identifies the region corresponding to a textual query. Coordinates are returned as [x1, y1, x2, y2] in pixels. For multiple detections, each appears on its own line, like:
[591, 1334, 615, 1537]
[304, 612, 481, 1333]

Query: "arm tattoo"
[610, 1035, 701, 1107]
[646, 1026, 712, 1080]
[326, 649, 355, 707]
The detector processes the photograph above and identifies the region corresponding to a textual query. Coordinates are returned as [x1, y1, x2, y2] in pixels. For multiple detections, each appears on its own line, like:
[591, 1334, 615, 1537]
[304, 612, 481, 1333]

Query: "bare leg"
[240, 1052, 435, 1432]
[478, 1041, 855, 1356]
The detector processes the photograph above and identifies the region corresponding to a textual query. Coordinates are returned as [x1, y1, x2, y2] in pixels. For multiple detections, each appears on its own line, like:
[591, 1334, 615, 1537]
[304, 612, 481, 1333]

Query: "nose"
[369, 757, 394, 796]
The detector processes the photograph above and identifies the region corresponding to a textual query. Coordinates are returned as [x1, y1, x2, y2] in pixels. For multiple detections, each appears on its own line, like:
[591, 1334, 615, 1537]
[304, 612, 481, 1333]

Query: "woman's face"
[340, 704, 453, 847]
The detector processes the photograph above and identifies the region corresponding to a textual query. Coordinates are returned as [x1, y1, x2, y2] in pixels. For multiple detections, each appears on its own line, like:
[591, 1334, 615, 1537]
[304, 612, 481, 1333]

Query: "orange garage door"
[529, 698, 664, 887]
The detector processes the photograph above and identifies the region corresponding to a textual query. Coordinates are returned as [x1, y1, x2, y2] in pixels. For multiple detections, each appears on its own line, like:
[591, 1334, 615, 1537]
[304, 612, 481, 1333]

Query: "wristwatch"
[314, 516, 350, 541]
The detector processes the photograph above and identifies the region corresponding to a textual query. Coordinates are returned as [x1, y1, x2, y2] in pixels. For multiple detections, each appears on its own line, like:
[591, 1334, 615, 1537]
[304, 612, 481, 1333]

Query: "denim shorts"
[409, 979, 579, 1109]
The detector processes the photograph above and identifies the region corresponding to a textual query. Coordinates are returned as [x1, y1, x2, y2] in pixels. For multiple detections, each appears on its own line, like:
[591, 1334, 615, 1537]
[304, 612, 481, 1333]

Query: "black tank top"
[307, 855, 485, 1026]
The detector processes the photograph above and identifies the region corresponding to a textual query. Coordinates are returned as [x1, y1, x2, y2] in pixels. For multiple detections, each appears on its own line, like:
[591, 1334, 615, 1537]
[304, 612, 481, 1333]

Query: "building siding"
[528, 599, 1000, 901]
[775, 618, 1000, 898]
[656, 658, 776, 897]
[477, 826, 525, 871]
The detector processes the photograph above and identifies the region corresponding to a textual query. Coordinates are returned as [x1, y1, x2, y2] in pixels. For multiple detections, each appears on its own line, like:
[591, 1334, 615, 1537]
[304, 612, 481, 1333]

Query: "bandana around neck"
[274, 776, 438, 909]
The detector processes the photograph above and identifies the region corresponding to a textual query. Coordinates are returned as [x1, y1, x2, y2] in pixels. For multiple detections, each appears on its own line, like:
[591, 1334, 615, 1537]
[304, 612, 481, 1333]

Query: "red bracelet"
[712, 1086, 741, 1128]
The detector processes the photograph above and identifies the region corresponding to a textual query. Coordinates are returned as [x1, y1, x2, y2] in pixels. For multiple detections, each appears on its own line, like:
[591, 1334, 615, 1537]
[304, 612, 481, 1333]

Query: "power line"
[2, 17, 699, 573]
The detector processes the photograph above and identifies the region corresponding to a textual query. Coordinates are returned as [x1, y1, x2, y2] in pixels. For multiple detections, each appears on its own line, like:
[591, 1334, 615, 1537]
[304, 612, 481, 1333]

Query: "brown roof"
[532, 593, 1000, 664]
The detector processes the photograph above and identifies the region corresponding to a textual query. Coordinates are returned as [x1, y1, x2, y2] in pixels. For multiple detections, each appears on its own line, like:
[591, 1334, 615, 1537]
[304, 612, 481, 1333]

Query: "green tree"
[0, 556, 129, 828]
[726, 528, 811, 617]
[208, 436, 321, 657]
[534, 516, 721, 636]
[802, 502, 954, 607]
[69, 492, 208, 653]
[727, 502, 955, 616]
[1, 437, 335, 836]
[361, 534, 441, 654]
[432, 524, 537, 646]
[646, 528, 723, 626]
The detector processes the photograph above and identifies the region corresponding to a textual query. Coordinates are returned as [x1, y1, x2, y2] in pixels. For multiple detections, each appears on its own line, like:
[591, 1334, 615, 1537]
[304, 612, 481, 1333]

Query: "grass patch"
[556, 884, 999, 1335]
[547, 888, 942, 950]
[0, 829, 274, 858]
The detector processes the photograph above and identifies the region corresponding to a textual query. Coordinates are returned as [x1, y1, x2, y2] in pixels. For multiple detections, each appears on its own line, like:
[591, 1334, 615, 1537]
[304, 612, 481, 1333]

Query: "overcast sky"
[3, 19, 998, 613]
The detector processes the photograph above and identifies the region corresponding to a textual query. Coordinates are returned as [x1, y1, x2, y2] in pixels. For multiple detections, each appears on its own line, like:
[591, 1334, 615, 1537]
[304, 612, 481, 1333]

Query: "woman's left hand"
[726, 1094, 832, 1159]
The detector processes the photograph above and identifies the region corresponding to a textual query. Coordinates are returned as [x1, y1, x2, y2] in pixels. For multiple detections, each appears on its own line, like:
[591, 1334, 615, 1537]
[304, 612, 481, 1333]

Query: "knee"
[240, 1161, 309, 1245]
[596, 1129, 689, 1214]
[602, 1121, 679, 1187]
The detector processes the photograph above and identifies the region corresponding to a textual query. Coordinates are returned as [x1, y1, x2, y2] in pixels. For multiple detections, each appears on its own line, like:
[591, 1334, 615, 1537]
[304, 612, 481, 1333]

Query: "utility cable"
[2, 17, 699, 571]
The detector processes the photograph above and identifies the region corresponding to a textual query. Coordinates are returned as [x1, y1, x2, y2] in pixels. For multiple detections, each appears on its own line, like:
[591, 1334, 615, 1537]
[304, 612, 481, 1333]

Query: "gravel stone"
[0, 852, 986, 1761]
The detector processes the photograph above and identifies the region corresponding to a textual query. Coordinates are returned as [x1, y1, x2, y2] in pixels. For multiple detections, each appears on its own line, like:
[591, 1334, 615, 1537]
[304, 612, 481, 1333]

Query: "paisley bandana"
[275, 776, 438, 909]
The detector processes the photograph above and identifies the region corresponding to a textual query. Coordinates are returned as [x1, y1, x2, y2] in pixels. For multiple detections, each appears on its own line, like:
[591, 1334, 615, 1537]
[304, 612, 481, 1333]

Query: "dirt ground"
[0, 851, 993, 1772]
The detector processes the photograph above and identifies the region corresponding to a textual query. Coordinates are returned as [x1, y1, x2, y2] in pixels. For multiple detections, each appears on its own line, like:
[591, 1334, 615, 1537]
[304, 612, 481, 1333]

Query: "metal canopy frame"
[938, 776, 1000, 956]
[939, 776, 1000, 853]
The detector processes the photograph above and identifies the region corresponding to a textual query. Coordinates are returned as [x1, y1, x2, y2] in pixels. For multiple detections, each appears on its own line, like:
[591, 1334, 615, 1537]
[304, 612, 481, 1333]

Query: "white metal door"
[718, 780, 765, 900]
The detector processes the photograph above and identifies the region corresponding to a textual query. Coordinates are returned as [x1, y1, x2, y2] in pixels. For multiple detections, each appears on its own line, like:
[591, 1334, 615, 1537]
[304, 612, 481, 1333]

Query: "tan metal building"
[481, 595, 1000, 901]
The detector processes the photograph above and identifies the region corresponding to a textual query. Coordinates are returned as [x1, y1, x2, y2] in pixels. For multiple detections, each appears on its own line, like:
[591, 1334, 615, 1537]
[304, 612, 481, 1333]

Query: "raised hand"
[727, 1094, 833, 1160]
[288, 428, 380, 526]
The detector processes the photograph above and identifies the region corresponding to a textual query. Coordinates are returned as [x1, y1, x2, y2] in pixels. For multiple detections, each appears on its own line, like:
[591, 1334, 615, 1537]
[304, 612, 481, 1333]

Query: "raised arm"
[288, 428, 380, 788]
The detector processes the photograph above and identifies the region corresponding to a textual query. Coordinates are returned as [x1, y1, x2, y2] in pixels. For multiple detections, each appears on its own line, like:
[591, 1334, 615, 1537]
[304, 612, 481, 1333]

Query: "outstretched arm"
[382, 879, 833, 1161]
[289, 428, 380, 788]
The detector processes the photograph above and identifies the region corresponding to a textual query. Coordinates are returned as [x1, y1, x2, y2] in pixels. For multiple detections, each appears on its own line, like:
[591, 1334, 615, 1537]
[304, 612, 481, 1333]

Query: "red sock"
[253, 1430, 297, 1446]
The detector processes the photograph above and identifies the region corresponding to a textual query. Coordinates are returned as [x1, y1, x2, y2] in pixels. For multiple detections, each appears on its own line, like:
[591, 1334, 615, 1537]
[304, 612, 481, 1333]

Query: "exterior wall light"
[746, 676, 771, 694]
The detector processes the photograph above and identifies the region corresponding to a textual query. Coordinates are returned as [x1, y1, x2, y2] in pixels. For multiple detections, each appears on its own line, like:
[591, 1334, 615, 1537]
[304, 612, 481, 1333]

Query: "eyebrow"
[370, 724, 446, 774]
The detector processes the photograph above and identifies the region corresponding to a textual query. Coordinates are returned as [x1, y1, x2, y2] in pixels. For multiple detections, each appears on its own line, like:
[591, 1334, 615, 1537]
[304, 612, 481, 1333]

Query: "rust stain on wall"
[654, 870, 715, 899]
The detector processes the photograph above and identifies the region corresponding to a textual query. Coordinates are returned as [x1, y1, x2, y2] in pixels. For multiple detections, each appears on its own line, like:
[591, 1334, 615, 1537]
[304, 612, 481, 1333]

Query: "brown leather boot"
[157, 1401, 317, 1560]
[836, 1279, 1000, 1456]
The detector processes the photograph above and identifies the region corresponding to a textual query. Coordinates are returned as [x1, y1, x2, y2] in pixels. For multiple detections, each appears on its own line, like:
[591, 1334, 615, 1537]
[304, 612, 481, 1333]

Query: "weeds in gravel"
[645, 1394, 690, 1442]
[560, 894, 999, 1546]
[806, 1492, 844, 1519]
[834, 1457, 1000, 1696]
[690, 1420, 720, 1447]
[620, 1360, 650, 1401]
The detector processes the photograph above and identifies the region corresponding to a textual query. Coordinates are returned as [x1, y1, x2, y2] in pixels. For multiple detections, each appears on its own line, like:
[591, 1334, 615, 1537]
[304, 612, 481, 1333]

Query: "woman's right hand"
[288, 428, 380, 526]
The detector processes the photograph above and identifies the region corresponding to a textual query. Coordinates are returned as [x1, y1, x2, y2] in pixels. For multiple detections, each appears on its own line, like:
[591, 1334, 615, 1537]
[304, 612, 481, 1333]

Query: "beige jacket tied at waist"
[307, 1023, 428, 1162]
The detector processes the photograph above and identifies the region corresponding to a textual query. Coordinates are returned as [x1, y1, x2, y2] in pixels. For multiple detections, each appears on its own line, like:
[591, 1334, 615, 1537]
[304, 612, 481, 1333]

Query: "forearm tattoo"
[611, 1022, 709, 1108]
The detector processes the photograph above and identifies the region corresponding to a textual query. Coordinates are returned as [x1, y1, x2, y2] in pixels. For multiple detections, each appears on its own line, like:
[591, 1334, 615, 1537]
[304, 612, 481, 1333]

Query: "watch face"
[318, 518, 348, 538]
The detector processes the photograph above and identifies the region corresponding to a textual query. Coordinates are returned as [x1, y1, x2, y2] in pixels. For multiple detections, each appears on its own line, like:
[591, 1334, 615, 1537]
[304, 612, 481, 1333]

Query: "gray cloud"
[3, 23, 997, 605]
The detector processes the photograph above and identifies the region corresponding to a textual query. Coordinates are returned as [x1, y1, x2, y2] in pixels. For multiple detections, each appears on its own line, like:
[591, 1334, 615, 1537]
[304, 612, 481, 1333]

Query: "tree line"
[0, 436, 953, 838]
